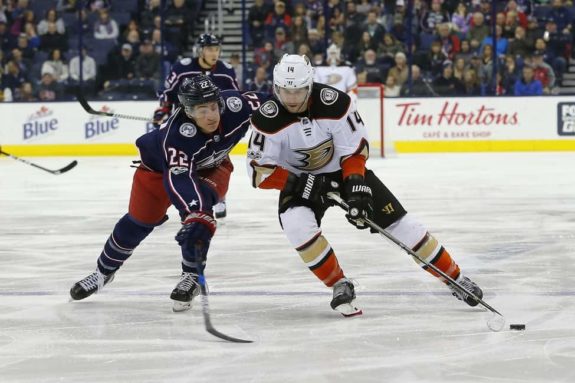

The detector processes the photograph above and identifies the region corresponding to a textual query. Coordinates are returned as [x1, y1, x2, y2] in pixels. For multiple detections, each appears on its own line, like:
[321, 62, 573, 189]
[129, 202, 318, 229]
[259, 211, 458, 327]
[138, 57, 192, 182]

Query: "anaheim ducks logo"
[291, 138, 334, 171]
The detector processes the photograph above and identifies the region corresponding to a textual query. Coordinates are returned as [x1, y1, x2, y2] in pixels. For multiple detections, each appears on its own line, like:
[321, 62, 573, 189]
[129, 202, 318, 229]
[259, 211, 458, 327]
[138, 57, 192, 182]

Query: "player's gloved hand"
[284, 172, 327, 204]
[175, 211, 217, 249]
[153, 103, 172, 128]
[344, 174, 374, 229]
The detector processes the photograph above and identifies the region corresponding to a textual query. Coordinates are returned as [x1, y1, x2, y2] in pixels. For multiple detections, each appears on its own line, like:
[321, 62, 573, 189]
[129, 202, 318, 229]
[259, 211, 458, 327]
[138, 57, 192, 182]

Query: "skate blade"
[334, 302, 362, 317]
[172, 300, 192, 312]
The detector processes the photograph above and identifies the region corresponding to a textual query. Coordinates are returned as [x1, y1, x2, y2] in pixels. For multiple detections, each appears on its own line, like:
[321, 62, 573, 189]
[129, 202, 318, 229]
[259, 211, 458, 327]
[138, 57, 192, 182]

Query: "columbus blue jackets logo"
[226, 97, 243, 112]
[179, 123, 197, 137]
[320, 88, 338, 105]
[261, 101, 279, 118]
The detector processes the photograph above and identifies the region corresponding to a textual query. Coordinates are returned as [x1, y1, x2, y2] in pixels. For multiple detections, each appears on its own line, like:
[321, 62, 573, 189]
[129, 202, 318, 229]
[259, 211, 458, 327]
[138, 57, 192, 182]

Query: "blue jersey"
[159, 57, 239, 105]
[137, 90, 266, 215]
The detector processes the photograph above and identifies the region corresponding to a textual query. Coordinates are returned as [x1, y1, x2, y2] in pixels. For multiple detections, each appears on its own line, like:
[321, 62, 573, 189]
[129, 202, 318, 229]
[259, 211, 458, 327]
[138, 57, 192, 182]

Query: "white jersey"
[314, 64, 358, 94]
[247, 84, 369, 188]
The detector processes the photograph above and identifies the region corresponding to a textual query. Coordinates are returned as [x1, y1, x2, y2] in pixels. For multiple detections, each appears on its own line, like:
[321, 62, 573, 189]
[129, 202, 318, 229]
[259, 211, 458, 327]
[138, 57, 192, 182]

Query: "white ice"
[1, 152, 574, 383]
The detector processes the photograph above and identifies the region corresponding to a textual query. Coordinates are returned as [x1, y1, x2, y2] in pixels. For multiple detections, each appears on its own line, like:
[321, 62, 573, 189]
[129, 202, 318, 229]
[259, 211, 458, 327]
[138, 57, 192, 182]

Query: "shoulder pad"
[222, 90, 245, 113]
[220, 60, 233, 69]
[251, 100, 298, 134]
[310, 83, 351, 120]
[179, 57, 192, 66]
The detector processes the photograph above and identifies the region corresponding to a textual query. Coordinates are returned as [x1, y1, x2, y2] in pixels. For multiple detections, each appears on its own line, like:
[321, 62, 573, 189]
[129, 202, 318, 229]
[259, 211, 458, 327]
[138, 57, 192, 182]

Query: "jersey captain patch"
[290, 138, 335, 171]
[179, 123, 197, 137]
[260, 100, 279, 118]
[320, 88, 338, 105]
[226, 96, 243, 112]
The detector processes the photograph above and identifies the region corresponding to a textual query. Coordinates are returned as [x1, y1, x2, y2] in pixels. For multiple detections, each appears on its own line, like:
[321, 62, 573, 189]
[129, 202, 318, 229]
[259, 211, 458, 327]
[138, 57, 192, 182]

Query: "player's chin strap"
[325, 192, 504, 319]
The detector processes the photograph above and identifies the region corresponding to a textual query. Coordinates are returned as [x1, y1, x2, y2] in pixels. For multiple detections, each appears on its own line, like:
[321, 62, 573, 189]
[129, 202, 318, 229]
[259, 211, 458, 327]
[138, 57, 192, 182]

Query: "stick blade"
[52, 160, 78, 175]
[206, 326, 253, 343]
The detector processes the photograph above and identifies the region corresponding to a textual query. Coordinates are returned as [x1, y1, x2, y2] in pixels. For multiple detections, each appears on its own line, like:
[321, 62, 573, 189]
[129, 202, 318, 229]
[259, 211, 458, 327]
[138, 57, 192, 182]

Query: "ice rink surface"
[1, 152, 574, 383]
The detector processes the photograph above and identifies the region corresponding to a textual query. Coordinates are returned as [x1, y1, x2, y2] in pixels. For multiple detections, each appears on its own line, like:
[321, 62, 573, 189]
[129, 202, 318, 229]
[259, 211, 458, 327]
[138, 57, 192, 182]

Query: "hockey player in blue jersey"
[70, 75, 264, 312]
[154, 33, 240, 219]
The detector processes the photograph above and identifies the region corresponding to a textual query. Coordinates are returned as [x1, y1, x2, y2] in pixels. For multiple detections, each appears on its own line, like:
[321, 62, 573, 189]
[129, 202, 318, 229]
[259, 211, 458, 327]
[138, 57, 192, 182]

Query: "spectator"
[307, 28, 325, 55]
[467, 12, 490, 43]
[432, 61, 465, 95]
[503, 10, 521, 39]
[69, 48, 97, 82]
[542, 19, 569, 82]
[355, 49, 387, 83]
[16, 81, 36, 101]
[0, 20, 15, 51]
[462, 67, 482, 95]
[40, 22, 67, 52]
[272, 27, 294, 62]
[164, 0, 194, 51]
[478, 44, 495, 86]
[548, 0, 572, 34]
[481, 25, 508, 57]
[248, 0, 269, 48]
[531, 50, 556, 93]
[421, 0, 450, 34]
[504, 1, 528, 28]
[378, 33, 404, 66]
[41, 49, 69, 83]
[456, 39, 474, 63]
[451, 2, 472, 34]
[384, 75, 401, 97]
[362, 10, 385, 44]
[254, 41, 275, 73]
[437, 22, 461, 59]
[245, 65, 273, 92]
[151, 27, 176, 64]
[22, 21, 40, 50]
[500, 54, 520, 94]
[264, 1, 292, 41]
[56, 0, 77, 13]
[67, 9, 91, 36]
[400, 65, 436, 97]
[10, 48, 30, 74]
[107, 43, 135, 81]
[37, 70, 61, 101]
[135, 39, 160, 81]
[37, 8, 65, 35]
[140, 0, 161, 32]
[427, 40, 448, 76]
[124, 29, 141, 52]
[291, 15, 309, 49]
[453, 57, 466, 81]
[507, 26, 533, 59]
[3, 60, 27, 93]
[514, 65, 543, 95]
[296, 42, 313, 62]
[93, 9, 118, 40]
[388, 51, 409, 86]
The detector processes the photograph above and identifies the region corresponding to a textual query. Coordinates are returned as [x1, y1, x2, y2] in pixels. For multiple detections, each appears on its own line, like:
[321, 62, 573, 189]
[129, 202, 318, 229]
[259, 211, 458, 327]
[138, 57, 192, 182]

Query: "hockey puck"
[509, 324, 526, 330]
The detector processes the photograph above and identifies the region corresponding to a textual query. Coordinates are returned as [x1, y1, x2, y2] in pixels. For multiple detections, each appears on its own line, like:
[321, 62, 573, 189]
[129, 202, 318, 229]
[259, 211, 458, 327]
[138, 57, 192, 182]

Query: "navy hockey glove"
[284, 172, 326, 204]
[344, 175, 374, 230]
[175, 211, 217, 249]
[153, 103, 172, 128]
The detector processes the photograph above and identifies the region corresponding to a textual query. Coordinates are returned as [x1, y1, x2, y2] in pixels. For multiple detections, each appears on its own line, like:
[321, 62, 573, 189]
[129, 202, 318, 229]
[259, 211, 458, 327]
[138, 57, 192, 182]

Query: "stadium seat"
[112, 0, 138, 12]
[110, 11, 132, 27]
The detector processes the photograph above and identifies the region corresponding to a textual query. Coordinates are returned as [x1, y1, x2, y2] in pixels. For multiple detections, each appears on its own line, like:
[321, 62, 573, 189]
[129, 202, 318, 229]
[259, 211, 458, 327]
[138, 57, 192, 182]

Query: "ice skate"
[213, 201, 227, 219]
[449, 274, 483, 307]
[170, 272, 201, 312]
[70, 270, 115, 301]
[330, 278, 362, 317]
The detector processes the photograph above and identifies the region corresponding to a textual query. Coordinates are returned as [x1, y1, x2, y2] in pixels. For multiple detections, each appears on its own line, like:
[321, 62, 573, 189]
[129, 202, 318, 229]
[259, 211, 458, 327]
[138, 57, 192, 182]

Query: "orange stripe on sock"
[424, 248, 460, 281]
[310, 252, 344, 287]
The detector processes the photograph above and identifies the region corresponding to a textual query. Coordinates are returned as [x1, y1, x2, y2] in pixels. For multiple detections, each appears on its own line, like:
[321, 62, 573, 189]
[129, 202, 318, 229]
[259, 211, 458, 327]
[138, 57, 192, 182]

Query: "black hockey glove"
[175, 211, 217, 250]
[284, 172, 327, 204]
[344, 175, 374, 230]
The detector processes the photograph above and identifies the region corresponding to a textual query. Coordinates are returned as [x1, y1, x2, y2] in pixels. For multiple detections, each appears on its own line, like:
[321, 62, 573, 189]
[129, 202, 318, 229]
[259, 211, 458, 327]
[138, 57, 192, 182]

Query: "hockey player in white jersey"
[247, 54, 483, 316]
[313, 44, 358, 101]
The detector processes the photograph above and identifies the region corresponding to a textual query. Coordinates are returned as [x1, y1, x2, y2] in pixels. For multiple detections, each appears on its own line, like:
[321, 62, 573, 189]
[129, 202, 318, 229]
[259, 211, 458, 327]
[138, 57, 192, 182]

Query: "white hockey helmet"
[273, 54, 314, 111]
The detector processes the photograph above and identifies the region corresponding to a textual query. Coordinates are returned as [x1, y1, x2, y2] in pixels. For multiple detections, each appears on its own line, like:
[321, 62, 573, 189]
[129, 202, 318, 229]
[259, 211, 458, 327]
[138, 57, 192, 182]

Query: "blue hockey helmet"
[177, 75, 224, 115]
[197, 33, 221, 48]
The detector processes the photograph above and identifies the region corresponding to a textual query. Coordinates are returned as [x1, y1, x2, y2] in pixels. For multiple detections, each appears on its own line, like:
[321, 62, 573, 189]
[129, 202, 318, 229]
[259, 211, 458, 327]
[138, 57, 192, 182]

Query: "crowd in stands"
[1, 0, 574, 102]
[0, 0, 203, 101]
[248, 0, 575, 96]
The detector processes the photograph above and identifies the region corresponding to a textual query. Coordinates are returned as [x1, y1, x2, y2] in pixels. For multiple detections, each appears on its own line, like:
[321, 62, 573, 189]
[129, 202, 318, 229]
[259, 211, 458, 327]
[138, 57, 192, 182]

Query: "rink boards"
[0, 97, 574, 156]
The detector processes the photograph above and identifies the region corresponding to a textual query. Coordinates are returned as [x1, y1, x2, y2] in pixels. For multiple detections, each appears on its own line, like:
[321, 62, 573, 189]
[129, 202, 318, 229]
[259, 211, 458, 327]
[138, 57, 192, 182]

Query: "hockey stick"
[326, 192, 505, 320]
[194, 244, 252, 343]
[76, 92, 153, 122]
[0, 149, 78, 175]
